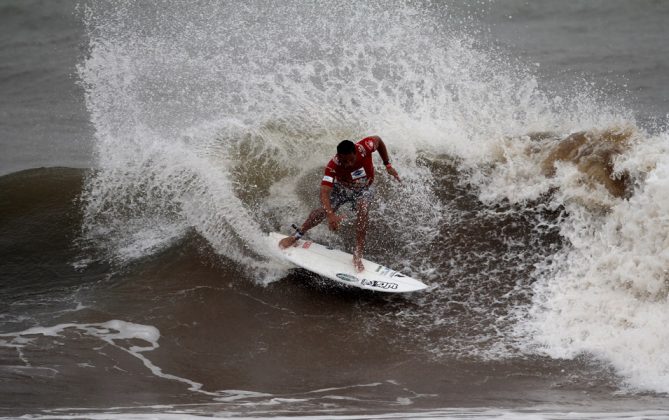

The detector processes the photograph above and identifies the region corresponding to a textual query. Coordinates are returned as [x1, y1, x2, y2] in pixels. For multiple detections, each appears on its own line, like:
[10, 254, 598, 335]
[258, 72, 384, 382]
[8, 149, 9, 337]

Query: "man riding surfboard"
[278, 136, 401, 272]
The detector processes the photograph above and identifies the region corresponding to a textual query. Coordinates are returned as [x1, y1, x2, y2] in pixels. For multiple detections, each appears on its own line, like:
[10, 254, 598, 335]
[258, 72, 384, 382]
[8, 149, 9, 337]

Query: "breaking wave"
[76, 0, 669, 393]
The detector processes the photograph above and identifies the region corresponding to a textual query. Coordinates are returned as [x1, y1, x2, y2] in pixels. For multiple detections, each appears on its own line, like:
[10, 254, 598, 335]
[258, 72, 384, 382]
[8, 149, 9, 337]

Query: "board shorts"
[330, 183, 375, 211]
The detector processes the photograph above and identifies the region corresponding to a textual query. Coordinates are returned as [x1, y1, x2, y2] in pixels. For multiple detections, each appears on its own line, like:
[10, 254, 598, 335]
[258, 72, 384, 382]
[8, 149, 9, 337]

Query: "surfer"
[279, 136, 401, 272]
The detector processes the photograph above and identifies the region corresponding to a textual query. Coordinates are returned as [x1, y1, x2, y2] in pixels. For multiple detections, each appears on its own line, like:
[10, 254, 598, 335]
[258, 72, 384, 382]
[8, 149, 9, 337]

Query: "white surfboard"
[267, 232, 428, 293]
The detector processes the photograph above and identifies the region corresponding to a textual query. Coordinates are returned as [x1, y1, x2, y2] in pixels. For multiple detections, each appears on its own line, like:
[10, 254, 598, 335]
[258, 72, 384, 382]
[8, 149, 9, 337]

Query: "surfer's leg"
[300, 208, 327, 231]
[352, 187, 374, 272]
[278, 208, 328, 248]
[297, 186, 350, 232]
[279, 185, 343, 249]
[353, 200, 370, 273]
[298, 185, 347, 233]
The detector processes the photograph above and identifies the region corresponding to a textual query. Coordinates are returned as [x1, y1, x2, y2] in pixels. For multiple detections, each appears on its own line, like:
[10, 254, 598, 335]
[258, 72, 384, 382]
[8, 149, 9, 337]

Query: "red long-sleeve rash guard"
[321, 137, 379, 189]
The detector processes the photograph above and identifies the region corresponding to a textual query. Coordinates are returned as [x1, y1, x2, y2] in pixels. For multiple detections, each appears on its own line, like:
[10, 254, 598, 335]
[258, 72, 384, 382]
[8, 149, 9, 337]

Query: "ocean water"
[1, 1, 669, 418]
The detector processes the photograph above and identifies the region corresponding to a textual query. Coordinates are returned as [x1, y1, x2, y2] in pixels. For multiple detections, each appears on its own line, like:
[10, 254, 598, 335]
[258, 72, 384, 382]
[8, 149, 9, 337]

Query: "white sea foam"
[76, 1, 551, 280]
[0, 320, 213, 395]
[512, 131, 669, 392]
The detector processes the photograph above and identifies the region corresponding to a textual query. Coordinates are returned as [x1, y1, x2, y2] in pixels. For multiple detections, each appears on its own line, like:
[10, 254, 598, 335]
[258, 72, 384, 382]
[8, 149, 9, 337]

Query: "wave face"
[76, 1, 669, 393]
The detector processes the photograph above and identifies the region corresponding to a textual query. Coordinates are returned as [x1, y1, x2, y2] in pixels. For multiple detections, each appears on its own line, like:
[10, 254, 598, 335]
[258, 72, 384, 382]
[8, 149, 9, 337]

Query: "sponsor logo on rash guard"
[350, 167, 367, 180]
[323, 175, 334, 183]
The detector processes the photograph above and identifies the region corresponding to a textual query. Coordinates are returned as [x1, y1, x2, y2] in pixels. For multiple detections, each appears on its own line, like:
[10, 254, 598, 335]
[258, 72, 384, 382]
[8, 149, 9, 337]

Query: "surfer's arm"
[320, 185, 343, 231]
[320, 185, 335, 215]
[375, 137, 401, 182]
[373, 136, 390, 163]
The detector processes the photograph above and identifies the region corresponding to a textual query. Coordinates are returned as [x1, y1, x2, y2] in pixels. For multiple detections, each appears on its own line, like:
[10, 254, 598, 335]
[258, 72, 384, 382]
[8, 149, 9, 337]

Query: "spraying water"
[76, 0, 669, 394]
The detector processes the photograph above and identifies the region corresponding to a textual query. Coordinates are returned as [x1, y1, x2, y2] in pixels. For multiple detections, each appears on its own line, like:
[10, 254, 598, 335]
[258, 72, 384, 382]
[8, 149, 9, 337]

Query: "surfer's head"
[337, 140, 356, 167]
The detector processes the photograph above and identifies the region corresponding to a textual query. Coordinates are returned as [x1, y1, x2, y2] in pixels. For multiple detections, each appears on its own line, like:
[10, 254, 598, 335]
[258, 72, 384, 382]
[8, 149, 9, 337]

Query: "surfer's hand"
[386, 164, 401, 182]
[327, 212, 343, 231]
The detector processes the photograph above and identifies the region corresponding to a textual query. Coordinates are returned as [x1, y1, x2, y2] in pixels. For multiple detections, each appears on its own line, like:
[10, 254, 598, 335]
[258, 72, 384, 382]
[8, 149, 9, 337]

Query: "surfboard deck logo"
[361, 279, 398, 290]
[375, 265, 397, 277]
[336, 273, 359, 283]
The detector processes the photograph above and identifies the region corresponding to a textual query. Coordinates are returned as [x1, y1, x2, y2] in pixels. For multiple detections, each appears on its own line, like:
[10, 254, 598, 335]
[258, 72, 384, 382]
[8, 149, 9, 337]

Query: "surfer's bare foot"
[279, 236, 297, 249]
[353, 254, 364, 272]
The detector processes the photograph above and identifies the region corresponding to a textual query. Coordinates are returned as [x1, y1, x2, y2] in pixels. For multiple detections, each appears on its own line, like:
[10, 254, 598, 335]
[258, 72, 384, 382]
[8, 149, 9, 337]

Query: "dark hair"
[337, 140, 355, 155]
